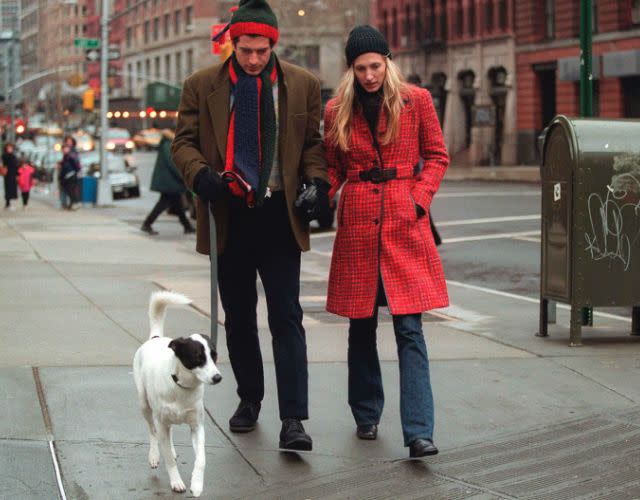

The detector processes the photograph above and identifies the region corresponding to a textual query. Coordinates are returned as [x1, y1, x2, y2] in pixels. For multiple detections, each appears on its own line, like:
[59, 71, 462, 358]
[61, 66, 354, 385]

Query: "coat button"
[373, 218, 379, 225]
[373, 188, 379, 194]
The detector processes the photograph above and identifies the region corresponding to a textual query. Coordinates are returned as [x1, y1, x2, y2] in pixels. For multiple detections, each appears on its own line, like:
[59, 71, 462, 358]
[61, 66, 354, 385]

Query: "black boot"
[356, 424, 378, 440]
[279, 418, 312, 451]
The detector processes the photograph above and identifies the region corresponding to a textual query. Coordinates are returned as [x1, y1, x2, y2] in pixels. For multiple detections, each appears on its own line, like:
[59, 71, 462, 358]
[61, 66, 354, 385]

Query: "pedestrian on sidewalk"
[59, 143, 80, 210]
[17, 156, 36, 209]
[172, 0, 328, 451]
[141, 129, 195, 235]
[2, 142, 19, 210]
[323, 25, 449, 458]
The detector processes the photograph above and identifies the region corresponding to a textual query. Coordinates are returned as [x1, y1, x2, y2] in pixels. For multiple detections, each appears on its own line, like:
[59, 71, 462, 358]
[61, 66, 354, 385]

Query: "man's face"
[353, 53, 387, 93]
[234, 35, 272, 76]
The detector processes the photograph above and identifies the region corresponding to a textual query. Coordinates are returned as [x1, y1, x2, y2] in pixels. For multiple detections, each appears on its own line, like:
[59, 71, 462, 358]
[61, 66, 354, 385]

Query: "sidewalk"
[445, 165, 540, 183]
[2, 198, 640, 499]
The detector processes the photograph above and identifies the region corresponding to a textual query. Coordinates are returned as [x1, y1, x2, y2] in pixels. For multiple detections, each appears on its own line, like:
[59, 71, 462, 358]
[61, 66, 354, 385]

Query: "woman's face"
[353, 53, 386, 93]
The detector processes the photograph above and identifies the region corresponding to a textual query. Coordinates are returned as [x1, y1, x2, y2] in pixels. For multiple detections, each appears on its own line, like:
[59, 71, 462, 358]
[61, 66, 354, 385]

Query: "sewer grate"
[429, 411, 640, 499]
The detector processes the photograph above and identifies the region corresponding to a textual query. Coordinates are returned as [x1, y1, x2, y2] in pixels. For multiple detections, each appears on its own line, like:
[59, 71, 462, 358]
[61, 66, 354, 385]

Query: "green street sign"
[74, 37, 100, 49]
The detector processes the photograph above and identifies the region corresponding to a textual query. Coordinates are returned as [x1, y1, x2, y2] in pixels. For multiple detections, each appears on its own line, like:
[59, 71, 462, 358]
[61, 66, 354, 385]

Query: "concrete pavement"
[2, 195, 640, 499]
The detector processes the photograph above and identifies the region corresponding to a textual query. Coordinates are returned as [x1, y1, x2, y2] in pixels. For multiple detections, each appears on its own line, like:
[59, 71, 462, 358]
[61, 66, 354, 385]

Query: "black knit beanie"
[345, 25, 391, 67]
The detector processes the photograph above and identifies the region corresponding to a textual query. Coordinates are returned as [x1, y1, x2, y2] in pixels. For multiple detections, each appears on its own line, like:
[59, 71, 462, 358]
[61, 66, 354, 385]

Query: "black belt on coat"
[347, 165, 416, 184]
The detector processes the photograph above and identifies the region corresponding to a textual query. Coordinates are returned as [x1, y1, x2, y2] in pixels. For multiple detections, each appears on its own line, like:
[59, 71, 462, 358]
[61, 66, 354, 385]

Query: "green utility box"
[539, 115, 640, 345]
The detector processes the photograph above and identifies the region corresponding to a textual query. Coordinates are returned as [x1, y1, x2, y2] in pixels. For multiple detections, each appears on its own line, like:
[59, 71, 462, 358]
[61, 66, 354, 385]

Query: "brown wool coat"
[172, 58, 327, 255]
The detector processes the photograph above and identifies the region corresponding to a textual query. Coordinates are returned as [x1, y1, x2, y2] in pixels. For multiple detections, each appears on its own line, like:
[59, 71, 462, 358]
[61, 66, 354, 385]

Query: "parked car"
[132, 128, 162, 150]
[78, 151, 140, 199]
[105, 128, 135, 154]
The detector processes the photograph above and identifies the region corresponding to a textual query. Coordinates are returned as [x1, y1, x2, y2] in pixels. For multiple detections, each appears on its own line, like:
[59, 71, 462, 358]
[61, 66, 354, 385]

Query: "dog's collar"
[171, 373, 196, 390]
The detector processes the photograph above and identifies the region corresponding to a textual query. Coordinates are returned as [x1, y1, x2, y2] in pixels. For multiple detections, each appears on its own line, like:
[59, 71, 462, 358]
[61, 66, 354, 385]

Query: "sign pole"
[97, 0, 113, 205]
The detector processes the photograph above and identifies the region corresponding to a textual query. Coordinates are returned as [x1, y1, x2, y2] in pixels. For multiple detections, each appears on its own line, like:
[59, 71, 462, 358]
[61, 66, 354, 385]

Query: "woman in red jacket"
[324, 26, 449, 458]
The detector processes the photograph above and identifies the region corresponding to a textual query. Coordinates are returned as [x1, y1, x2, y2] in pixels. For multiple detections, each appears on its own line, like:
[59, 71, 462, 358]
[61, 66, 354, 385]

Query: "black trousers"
[144, 193, 192, 230]
[217, 192, 308, 420]
[21, 192, 29, 206]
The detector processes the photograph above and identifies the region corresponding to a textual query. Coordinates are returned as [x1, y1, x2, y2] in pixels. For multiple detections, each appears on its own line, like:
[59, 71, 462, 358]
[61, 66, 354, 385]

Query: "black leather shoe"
[279, 418, 312, 451]
[409, 438, 439, 457]
[356, 424, 378, 440]
[229, 401, 260, 433]
[140, 224, 158, 235]
[183, 226, 195, 234]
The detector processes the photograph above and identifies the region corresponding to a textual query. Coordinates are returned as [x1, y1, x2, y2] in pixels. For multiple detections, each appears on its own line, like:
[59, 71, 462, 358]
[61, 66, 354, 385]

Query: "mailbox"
[539, 115, 640, 345]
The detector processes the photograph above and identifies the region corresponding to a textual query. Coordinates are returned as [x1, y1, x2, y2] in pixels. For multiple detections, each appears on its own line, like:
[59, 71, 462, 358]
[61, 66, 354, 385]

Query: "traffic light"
[82, 89, 95, 111]
[15, 119, 25, 135]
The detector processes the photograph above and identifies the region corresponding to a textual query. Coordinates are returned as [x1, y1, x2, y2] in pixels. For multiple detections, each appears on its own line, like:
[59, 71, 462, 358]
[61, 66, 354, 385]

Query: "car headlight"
[125, 141, 135, 149]
[106, 142, 115, 150]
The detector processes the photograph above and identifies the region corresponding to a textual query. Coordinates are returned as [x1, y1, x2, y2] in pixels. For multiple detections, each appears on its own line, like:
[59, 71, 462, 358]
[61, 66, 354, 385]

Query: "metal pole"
[97, 0, 113, 205]
[579, 0, 593, 326]
[7, 41, 15, 144]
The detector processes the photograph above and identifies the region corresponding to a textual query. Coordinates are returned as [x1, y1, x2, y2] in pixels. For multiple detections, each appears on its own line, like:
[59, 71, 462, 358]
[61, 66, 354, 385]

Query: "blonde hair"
[328, 57, 409, 152]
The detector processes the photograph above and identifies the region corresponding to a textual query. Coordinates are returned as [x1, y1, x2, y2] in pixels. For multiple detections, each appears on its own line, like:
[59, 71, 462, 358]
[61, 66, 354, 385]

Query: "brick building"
[516, 0, 640, 164]
[374, 0, 517, 166]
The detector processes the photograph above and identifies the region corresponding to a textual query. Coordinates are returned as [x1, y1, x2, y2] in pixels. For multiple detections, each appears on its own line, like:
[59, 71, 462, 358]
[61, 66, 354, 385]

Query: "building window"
[416, 2, 423, 42]
[127, 63, 133, 94]
[469, 1, 476, 37]
[164, 14, 169, 38]
[174, 10, 181, 35]
[633, 0, 640, 24]
[185, 6, 192, 28]
[440, 0, 448, 39]
[457, 0, 464, 37]
[281, 45, 320, 71]
[186, 48, 193, 75]
[144, 20, 149, 44]
[153, 17, 159, 41]
[176, 51, 182, 82]
[382, 10, 389, 41]
[126, 26, 132, 47]
[403, 5, 411, 47]
[154, 56, 160, 79]
[392, 8, 398, 47]
[498, 0, 508, 31]
[136, 60, 142, 92]
[145, 59, 151, 81]
[544, 0, 554, 39]
[165, 54, 171, 80]
[592, 1, 598, 33]
[486, 0, 494, 33]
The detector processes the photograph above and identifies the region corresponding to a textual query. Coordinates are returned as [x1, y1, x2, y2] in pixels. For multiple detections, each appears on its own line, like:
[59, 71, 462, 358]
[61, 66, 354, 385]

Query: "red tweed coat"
[325, 86, 449, 318]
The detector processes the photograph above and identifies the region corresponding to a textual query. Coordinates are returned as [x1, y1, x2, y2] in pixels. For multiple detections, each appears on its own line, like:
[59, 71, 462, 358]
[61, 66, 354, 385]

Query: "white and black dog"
[133, 291, 221, 497]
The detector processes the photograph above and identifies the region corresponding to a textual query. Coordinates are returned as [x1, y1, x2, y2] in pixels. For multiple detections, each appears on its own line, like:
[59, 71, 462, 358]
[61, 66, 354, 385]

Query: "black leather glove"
[295, 177, 331, 223]
[193, 167, 229, 202]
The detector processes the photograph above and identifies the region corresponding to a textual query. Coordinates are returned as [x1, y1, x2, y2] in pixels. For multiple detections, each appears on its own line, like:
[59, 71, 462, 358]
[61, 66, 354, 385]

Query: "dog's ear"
[168, 338, 186, 354]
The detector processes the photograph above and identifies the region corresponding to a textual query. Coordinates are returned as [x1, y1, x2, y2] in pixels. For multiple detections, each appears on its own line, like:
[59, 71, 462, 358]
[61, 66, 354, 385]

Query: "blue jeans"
[348, 311, 434, 446]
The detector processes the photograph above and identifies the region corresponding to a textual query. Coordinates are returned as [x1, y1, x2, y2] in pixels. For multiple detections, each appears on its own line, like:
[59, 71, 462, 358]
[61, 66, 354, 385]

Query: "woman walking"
[324, 26, 449, 458]
[2, 143, 19, 210]
[17, 157, 36, 209]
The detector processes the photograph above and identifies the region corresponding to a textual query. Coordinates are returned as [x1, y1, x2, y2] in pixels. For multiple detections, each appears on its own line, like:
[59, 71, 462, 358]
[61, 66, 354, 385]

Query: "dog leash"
[208, 201, 219, 360]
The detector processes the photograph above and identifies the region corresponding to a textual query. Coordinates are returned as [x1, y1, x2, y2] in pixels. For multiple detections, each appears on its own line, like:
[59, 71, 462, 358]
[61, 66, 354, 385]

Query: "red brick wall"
[556, 80, 579, 116]
[516, 59, 540, 130]
[555, 0, 579, 39]
[599, 78, 624, 117]
[515, 0, 541, 44]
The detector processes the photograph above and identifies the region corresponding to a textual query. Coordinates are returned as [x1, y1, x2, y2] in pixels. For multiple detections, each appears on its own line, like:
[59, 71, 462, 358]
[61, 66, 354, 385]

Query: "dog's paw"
[148, 450, 160, 469]
[190, 481, 203, 497]
[170, 478, 186, 493]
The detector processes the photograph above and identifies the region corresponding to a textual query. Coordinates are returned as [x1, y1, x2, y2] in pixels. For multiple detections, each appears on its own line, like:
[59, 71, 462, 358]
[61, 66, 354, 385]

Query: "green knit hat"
[229, 0, 279, 44]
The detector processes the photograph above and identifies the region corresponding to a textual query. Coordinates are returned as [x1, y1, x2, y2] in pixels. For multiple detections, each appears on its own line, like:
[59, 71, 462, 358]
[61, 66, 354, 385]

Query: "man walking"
[172, 0, 328, 451]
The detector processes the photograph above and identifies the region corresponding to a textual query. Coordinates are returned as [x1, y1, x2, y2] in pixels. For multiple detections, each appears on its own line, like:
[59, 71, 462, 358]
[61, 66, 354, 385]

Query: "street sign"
[145, 82, 181, 112]
[85, 49, 100, 62]
[108, 48, 120, 60]
[74, 37, 100, 49]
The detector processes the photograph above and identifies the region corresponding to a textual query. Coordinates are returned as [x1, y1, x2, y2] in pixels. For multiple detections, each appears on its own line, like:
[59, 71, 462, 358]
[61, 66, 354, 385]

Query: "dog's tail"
[149, 291, 192, 339]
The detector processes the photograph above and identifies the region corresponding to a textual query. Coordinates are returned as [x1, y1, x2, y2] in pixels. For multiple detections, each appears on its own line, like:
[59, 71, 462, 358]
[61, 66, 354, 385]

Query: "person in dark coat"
[141, 130, 195, 235]
[59, 143, 81, 210]
[324, 26, 449, 458]
[2, 143, 19, 209]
